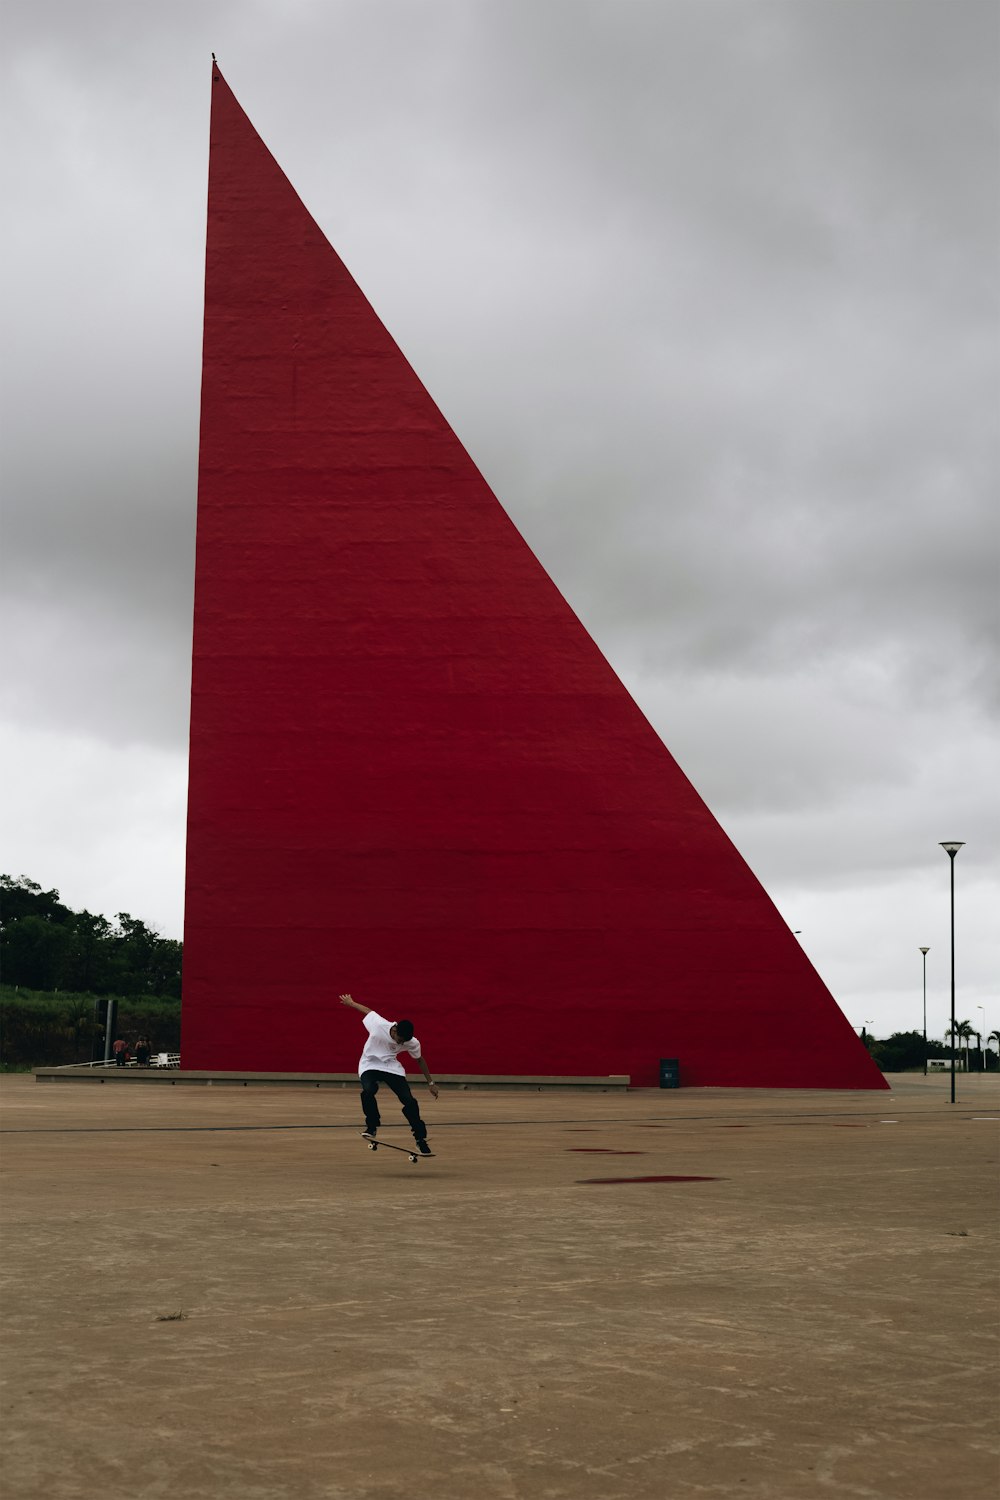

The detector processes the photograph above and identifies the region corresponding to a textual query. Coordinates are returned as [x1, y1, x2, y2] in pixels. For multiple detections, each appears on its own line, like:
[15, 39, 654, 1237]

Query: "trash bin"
[659, 1058, 680, 1089]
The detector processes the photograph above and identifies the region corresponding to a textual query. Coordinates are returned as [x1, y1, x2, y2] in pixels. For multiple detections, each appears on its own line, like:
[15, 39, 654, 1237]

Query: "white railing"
[49, 1054, 181, 1070]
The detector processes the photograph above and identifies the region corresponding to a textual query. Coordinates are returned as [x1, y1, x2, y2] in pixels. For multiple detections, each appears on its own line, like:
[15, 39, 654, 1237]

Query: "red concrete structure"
[183, 63, 886, 1089]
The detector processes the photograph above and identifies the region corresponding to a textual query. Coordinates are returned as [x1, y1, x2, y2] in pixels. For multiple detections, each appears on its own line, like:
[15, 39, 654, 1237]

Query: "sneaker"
[362, 1128, 377, 1139]
[417, 1139, 433, 1155]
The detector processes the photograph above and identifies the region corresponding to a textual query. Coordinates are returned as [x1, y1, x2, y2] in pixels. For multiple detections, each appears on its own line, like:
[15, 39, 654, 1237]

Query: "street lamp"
[977, 1005, 986, 1076]
[940, 842, 965, 1105]
[919, 947, 930, 1076]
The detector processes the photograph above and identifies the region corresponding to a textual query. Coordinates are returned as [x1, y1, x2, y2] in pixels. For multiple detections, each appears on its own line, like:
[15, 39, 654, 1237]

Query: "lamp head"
[939, 841, 965, 858]
[919, 946, 930, 955]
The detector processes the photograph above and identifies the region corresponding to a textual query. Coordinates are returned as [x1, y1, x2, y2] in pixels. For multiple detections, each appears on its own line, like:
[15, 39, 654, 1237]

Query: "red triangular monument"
[183, 63, 886, 1089]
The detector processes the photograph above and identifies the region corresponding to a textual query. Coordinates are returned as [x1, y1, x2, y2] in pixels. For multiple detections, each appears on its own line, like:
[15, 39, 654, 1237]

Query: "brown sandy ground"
[1, 1074, 997, 1500]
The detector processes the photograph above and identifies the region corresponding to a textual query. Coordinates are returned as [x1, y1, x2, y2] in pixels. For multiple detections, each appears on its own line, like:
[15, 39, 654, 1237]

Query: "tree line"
[863, 1027, 999, 1073]
[1, 875, 182, 1068]
[1, 875, 181, 997]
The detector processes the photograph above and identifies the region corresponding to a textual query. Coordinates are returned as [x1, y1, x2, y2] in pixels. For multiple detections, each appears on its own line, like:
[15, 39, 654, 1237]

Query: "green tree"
[149, 937, 182, 999]
[62, 911, 116, 993]
[112, 914, 182, 997]
[0, 875, 72, 929]
[868, 1031, 927, 1072]
[947, 1019, 974, 1072]
[114, 913, 159, 991]
[1, 877, 75, 988]
[1, 876, 182, 1064]
[1, 914, 72, 990]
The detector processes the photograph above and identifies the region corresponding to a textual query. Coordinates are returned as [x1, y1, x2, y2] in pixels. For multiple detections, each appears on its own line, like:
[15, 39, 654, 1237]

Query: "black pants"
[360, 1070, 427, 1143]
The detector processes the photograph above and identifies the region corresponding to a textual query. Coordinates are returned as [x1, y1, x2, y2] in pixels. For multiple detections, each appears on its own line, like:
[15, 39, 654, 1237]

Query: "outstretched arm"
[415, 1056, 439, 1100]
[339, 993, 372, 1016]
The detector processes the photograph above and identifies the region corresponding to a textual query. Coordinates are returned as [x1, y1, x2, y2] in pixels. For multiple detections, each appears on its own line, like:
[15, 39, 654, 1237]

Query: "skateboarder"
[340, 994, 438, 1155]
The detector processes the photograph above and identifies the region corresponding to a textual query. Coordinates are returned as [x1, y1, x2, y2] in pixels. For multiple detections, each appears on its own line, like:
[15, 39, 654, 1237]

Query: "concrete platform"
[33, 1068, 631, 1090]
[1, 1074, 997, 1500]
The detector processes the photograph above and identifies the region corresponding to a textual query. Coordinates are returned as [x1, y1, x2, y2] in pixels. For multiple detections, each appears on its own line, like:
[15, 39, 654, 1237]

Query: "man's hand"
[427, 1081, 440, 1100]
[340, 994, 372, 1017]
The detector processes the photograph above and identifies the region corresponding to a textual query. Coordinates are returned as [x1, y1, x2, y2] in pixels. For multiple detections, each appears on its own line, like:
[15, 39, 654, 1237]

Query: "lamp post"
[977, 1006, 986, 1075]
[939, 842, 965, 1105]
[919, 947, 930, 1076]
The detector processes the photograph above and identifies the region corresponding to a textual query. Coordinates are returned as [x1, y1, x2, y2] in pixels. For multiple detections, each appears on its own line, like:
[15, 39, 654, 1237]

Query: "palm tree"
[987, 1030, 1000, 1073]
[948, 1019, 974, 1072]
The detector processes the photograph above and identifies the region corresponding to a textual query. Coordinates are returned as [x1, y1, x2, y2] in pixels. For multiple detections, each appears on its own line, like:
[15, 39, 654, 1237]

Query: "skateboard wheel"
[409, 1155, 417, 1163]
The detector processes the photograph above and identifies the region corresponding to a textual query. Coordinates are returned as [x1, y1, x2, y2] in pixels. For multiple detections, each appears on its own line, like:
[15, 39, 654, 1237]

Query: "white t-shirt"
[358, 1012, 421, 1077]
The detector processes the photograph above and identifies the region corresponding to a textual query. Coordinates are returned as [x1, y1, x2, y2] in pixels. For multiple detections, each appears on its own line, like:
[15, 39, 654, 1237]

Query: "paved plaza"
[1, 1073, 997, 1499]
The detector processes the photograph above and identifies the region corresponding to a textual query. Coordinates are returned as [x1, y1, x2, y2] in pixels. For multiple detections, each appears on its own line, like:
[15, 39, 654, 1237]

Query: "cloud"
[1, 723, 188, 936]
[2, 0, 996, 1033]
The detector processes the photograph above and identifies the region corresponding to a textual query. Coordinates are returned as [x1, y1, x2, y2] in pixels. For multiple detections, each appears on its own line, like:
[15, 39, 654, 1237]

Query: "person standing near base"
[340, 994, 439, 1154]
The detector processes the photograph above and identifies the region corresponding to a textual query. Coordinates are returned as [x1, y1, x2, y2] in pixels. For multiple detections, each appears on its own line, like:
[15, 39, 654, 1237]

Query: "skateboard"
[361, 1132, 434, 1164]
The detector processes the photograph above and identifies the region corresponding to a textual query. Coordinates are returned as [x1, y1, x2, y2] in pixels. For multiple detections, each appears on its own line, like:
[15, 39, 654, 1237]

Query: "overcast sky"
[2, 0, 997, 1043]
